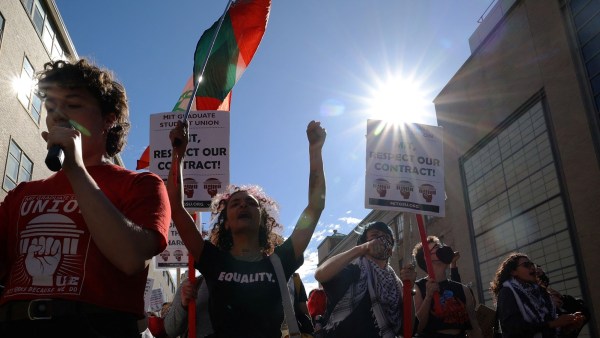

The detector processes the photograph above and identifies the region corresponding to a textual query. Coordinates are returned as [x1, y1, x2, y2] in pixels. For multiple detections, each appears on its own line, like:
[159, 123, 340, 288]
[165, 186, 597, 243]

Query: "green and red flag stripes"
[194, 0, 271, 110]
[136, 0, 270, 170]
[172, 75, 231, 113]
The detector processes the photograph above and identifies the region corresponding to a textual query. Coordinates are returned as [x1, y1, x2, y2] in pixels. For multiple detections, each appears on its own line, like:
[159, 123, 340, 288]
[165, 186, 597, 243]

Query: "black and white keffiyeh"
[325, 257, 402, 337]
[503, 278, 557, 338]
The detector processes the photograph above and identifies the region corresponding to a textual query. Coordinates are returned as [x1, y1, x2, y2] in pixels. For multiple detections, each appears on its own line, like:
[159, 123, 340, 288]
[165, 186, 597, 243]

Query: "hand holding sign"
[170, 120, 190, 155]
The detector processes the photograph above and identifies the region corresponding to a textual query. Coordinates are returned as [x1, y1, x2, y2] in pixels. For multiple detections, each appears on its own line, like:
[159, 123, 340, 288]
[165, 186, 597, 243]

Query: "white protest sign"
[144, 278, 154, 312]
[155, 218, 200, 269]
[365, 119, 445, 217]
[150, 111, 230, 211]
[150, 288, 165, 313]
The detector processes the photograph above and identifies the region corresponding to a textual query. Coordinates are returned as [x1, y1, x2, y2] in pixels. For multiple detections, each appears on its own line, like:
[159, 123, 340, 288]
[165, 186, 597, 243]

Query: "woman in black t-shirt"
[167, 120, 326, 337]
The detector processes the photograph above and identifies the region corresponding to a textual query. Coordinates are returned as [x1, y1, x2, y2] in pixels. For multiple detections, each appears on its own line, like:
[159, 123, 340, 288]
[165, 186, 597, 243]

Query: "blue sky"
[55, 0, 493, 291]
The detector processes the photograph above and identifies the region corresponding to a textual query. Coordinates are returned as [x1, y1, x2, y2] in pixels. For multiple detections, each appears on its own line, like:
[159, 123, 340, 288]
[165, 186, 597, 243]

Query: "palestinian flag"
[194, 0, 270, 110]
[136, 0, 271, 170]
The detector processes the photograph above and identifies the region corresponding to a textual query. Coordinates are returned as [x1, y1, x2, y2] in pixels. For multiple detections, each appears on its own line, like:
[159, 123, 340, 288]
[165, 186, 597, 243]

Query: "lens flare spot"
[439, 38, 453, 49]
[320, 99, 345, 117]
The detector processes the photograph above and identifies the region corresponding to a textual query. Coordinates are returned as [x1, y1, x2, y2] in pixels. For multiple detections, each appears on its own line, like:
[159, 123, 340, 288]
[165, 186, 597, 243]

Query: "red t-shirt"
[0, 164, 170, 317]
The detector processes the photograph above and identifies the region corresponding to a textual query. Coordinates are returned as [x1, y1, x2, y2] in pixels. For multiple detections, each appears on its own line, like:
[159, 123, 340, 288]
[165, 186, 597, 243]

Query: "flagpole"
[182, 0, 234, 123]
[401, 213, 413, 338]
[416, 213, 442, 315]
[181, 3, 234, 335]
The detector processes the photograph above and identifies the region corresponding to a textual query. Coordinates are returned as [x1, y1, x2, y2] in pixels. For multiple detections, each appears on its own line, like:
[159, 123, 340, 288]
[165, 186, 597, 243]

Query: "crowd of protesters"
[0, 58, 590, 338]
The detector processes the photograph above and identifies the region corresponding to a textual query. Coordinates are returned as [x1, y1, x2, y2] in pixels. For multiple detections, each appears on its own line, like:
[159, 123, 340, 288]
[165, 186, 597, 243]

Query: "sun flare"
[12, 76, 36, 98]
[365, 76, 434, 125]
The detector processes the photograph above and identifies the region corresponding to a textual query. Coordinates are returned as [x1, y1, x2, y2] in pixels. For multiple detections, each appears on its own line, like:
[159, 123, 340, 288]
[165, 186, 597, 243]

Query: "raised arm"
[166, 120, 205, 261]
[315, 245, 366, 283]
[290, 121, 326, 259]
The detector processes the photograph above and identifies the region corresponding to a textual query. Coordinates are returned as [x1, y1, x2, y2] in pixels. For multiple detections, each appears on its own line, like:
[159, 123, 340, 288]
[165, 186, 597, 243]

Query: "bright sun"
[365, 76, 434, 125]
[12, 76, 36, 98]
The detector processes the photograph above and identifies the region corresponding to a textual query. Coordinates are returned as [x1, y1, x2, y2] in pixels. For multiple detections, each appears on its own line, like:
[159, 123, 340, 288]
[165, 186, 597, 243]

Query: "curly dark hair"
[36, 59, 130, 156]
[209, 185, 283, 255]
[490, 252, 529, 303]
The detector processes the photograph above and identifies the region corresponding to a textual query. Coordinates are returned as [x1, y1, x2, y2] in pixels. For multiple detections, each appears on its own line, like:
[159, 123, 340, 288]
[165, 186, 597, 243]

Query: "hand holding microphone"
[45, 144, 65, 172]
[42, 121, 78, 172]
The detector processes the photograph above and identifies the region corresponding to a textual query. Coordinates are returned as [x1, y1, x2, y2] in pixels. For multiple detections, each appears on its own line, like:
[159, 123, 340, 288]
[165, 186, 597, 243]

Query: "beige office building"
[0, 0, 77, 198]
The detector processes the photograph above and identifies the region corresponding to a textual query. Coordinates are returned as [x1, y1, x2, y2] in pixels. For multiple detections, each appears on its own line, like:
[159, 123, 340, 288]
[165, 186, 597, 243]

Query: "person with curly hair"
[0, 59, 171, 337]
[167, 120, 326, 337]
[490, 253, 585, 337]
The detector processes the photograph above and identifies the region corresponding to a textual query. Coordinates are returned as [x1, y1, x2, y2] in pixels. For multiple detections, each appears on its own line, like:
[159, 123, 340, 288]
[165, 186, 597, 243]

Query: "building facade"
[319, 0, 598, 336]
[0, 0, 76, 198]
[433, 0, 599, 335]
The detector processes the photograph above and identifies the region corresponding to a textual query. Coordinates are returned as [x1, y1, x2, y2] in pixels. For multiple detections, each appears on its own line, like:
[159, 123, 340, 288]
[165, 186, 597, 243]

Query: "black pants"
[0, 313, 140, 338]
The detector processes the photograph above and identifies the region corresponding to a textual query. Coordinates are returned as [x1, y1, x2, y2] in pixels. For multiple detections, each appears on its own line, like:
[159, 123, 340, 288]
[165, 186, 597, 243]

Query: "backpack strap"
[270, 254, 301, 338]
[293, 273, 302, 299]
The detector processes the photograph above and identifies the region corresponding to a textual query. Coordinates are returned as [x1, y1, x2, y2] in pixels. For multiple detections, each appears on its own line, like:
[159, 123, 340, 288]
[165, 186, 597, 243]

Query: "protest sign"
[365, 119, 445, 217]
[150, 111, 230, 211]
[155, 219, 201, 269]
[150, 288, 165, 313]
[144, 278, 154, 312]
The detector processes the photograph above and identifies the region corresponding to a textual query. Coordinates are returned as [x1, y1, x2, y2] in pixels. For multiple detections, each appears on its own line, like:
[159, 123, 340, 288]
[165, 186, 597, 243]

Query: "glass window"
[5, 144, 20, 188]
[18, 156, 33, 183]
[21, 0, 34, 14]
[21, 0, 67, 61]
[569, 0, 600, 141]
[396, 215, 404, 241]
[32, 1, 44, 36]
[42, 19, 54, 52]
[16, 57, 41, 124]
[17, 57, 34, 108]
[0, 12, 5, 48]
[51, 39, 64, 61]
[462, 100, 582, 310]
[31, 92, 42, 123]
[3, 140, 33, 191]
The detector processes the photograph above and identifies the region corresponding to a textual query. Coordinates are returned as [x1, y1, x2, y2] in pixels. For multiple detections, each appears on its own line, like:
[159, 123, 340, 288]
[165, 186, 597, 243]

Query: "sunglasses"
[518, 261, 536, 269]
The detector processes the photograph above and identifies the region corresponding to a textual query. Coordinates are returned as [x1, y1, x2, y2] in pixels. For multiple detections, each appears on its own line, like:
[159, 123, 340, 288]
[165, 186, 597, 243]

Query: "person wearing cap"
[412, 236, 482, 338]
[314, 221, 417, 338]
[167, 120, 326, 338]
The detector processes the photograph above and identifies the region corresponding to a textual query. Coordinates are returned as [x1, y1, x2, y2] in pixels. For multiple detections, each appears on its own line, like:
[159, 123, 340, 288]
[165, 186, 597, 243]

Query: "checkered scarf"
[325, 257, 402, 337]
[503, 278, 557, 338]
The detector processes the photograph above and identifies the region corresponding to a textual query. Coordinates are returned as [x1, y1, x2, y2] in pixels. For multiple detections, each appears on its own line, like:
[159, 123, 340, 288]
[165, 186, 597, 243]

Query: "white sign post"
[365, 119, 445, 217]
[150, 110, 230, 211]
